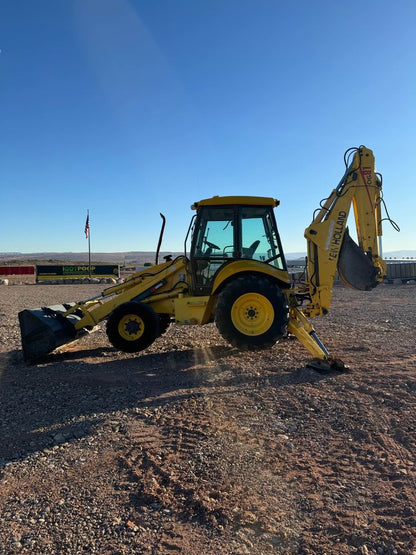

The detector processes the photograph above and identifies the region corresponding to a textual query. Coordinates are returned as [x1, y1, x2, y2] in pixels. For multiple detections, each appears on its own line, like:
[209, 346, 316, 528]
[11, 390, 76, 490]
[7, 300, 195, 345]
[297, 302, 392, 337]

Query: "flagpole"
[87, 209, 91, 279]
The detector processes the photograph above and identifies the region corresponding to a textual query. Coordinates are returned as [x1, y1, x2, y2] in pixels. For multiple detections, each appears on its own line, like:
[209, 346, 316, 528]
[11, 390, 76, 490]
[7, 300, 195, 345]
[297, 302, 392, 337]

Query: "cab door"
[190, 206, 236, 294]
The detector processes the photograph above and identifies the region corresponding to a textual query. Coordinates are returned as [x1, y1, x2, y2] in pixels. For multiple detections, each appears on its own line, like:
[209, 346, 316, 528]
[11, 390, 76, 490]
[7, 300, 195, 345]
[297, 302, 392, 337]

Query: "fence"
[0, 266, 35, 276]
[0, 265, 119, 283]
[385, 261, 416, 283]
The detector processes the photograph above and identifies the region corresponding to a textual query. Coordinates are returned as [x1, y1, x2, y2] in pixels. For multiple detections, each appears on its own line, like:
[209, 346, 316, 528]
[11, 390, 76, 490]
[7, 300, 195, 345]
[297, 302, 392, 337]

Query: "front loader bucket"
[337, 228, 379, 291]
[19, 304, 82, 362]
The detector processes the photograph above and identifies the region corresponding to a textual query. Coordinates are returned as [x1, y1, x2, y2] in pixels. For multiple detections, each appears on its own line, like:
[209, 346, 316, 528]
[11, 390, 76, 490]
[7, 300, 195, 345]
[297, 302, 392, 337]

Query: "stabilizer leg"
[287, 308, 347, 372]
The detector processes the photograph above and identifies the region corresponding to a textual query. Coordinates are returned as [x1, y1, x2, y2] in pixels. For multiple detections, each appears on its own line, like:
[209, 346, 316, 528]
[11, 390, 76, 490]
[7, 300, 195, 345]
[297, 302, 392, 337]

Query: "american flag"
[85, 213, 90, 239]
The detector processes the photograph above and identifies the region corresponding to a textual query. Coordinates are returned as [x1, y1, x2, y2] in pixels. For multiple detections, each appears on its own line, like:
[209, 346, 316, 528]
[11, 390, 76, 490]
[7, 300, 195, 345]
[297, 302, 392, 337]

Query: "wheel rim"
[231, 293, 274, 336]
[118, 314, 145, 341]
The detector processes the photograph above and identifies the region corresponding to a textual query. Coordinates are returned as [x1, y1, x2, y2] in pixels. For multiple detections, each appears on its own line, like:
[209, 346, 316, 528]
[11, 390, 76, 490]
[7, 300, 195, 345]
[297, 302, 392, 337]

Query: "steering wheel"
[204, 240, 220, 250]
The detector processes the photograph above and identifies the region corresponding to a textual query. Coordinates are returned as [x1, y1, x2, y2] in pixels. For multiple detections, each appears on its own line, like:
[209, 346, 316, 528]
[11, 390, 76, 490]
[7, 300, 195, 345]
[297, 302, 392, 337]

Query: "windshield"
[193, 207, 235, 257]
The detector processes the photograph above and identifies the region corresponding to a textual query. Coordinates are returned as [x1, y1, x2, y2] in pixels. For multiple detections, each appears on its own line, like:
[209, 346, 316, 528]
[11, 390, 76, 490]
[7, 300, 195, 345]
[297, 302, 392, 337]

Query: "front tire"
[215, 276, 288, 350]
[106, 302, 159, 353]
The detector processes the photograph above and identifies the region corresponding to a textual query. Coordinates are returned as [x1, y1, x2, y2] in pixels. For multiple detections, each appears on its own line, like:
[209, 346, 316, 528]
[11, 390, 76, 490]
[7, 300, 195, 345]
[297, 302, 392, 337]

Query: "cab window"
[240, 206, 284, 270]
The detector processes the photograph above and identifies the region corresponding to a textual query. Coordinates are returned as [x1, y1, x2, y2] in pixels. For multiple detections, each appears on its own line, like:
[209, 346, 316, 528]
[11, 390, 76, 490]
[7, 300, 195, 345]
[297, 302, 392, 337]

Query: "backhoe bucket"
[337, 229, 379, 291]
[19, 304, 82, 362]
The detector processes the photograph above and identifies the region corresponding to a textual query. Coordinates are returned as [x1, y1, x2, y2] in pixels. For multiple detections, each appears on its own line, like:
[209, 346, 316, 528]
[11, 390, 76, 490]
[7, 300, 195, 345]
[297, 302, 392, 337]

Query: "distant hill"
[0, 249, 414, 265]
[1, 250, 309, 263]
[284, 252, 307, 260]
[0, 252, 182, 265]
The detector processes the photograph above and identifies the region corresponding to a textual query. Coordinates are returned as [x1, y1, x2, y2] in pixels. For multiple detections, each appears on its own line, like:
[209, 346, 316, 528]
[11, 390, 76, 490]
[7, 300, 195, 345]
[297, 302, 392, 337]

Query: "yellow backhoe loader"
[19, 146, 391, 370]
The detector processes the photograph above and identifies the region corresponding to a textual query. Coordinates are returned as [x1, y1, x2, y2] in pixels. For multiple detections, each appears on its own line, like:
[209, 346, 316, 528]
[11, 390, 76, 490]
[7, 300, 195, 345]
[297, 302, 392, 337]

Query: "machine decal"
[328, 210, 347, 260]
[360, 166, 375, 210]
[360, 167, 372, 185]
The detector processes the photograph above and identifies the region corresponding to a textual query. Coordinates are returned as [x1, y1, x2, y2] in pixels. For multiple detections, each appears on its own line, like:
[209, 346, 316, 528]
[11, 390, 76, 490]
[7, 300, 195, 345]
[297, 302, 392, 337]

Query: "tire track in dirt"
[118, 397, 228, 553]
[275, 374, 416, 553]
[118, 385, 302, 554]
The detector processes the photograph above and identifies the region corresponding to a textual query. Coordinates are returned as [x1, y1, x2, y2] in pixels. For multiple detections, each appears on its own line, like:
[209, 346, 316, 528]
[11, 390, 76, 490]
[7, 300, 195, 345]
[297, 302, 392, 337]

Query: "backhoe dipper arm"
[303, 146, 386, 318]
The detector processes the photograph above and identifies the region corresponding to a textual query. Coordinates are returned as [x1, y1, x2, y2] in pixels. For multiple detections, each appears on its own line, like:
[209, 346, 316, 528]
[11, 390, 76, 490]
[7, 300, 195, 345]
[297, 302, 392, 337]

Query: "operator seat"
[242, 240, 260, 258]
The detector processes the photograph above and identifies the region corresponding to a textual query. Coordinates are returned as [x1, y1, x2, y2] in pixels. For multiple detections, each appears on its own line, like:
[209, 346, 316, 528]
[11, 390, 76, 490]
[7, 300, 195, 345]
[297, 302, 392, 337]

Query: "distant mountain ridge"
[0, 251, 182, 265]
[0, 249, 415, 264]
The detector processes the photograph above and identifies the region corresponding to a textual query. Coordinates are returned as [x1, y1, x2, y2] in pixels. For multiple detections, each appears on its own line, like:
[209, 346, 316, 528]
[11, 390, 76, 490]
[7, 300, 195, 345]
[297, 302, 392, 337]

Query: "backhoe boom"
[302, 146, 386, 318]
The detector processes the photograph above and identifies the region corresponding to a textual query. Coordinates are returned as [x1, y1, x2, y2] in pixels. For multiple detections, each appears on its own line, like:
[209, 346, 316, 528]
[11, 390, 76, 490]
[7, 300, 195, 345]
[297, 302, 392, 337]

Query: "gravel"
[1, 283, 416, 554]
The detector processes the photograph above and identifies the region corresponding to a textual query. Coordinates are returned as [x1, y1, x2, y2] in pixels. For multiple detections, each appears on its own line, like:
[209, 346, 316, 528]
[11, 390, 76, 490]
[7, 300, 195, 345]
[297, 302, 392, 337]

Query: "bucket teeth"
[18, 304, 81, 362]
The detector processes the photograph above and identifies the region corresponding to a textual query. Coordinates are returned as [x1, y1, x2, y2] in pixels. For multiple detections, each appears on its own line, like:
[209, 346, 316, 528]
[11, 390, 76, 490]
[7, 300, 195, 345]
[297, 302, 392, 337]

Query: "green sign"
[37, 265, 119, 278]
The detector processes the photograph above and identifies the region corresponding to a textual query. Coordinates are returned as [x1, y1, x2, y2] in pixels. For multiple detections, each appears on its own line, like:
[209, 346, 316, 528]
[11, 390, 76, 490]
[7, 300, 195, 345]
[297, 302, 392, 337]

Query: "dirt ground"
[0, 283, 415, 554]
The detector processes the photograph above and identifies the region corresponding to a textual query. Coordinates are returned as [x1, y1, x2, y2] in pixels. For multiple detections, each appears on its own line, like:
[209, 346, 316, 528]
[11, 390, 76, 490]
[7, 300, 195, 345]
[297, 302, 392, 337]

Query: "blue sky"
[1, 0, 415, 254]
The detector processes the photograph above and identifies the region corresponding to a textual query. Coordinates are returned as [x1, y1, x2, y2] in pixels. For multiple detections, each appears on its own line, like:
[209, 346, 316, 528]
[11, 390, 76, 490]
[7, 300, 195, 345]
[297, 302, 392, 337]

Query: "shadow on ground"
[0, 345, 334, 464]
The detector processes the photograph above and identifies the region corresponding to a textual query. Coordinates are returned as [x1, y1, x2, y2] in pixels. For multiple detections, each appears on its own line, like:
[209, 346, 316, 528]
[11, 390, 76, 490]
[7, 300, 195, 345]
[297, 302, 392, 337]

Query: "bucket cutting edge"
[18, 304, 82, 362]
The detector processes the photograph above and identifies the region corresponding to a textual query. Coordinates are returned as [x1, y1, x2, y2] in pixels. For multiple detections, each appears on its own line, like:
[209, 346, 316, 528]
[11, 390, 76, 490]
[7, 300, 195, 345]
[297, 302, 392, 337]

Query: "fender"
[211, 259, 291, 295]
[195, 260, 291, 325]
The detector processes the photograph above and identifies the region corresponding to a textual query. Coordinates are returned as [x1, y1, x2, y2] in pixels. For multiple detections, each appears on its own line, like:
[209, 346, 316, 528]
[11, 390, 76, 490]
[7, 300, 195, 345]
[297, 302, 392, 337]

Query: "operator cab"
[189, 196, 287, 295]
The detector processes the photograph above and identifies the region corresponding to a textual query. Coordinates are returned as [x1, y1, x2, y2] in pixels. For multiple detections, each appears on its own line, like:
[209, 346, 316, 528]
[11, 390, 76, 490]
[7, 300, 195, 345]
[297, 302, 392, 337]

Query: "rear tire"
[106, 302, 159, 353]
[215, 275, 288, 350]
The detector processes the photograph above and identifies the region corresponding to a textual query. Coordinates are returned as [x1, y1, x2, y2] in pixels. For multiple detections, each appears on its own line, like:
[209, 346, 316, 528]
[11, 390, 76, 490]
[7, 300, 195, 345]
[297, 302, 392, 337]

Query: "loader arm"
[19, 257, 190, 361]
[302, 146, 386, 318]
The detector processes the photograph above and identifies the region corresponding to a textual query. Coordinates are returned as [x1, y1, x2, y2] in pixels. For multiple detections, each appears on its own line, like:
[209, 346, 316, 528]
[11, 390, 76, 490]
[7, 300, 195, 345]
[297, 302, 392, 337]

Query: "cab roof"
[191, 195, 279, 210]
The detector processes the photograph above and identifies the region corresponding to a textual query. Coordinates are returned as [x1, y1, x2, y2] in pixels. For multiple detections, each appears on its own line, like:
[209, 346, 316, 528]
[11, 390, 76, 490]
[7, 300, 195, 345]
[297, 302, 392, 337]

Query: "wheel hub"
[231, 293, 274, 336]
[118, 314, 145, 341]
[125, 319, 141, 335]
[246, 307, 258, 319]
